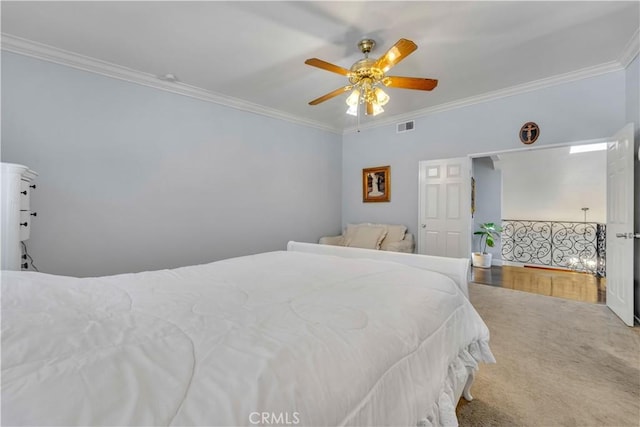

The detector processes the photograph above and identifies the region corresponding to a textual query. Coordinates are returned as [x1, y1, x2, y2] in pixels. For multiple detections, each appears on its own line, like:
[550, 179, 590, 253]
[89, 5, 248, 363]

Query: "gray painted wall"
[2, 49, 635, 307]
[471, 157, 502, 260]
[626, 55, 639, 321]
[342, 70, 627, 247]
[1, 52, 343, 277]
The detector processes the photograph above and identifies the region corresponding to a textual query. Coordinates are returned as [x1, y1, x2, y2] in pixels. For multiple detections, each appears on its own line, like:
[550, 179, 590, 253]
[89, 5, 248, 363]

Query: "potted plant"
[472, 222, 503, 268]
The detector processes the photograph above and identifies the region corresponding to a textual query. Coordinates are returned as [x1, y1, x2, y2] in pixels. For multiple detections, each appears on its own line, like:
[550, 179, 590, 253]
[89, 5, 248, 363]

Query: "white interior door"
[606, 123, 635, 326]
[418, 157, 471, 258]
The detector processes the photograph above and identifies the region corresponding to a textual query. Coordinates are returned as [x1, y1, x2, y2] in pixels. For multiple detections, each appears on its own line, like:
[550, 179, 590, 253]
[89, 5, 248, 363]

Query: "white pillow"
[345, 225, 388, 250]
[343, 223, 361, 244]
[377, 224, 407, 250]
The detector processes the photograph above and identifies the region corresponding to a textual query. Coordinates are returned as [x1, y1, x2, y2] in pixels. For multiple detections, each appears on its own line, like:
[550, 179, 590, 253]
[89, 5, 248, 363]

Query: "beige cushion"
[377, 224, 407, 251]
[343, 223, 360, 244]
[343, 223, 369, 247]
[345, 225, 387, 249]
[318, 235, 344, 246]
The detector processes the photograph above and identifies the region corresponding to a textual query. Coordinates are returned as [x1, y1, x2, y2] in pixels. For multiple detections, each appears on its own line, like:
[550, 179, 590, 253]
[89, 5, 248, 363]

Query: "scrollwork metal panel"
[501, 219, 606, 276]
[501, 221, 552, 265]
[596, 224, 606, 277]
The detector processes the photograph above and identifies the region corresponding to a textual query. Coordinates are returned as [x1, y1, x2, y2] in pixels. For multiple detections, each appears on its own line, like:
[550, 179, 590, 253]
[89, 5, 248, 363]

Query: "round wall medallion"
[519, 122, 539, 145]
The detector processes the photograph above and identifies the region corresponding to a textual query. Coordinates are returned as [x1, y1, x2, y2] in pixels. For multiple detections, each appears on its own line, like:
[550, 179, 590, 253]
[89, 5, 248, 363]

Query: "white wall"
[1, 52, 343, 277]
[342, 71, 626, 244]
[497, 146, 606, 223]
[471, 157, 502, 259]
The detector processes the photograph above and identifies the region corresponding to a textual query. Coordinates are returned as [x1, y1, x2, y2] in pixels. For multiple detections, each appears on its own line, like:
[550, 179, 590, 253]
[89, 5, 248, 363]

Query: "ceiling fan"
[305, 38, 438, 116]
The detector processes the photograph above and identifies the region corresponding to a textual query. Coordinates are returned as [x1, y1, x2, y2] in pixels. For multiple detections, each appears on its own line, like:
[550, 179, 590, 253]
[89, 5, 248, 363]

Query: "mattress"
[2, 250, 494, 426]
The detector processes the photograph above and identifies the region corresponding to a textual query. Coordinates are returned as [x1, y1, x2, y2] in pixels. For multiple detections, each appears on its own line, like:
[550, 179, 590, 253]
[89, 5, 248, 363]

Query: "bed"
[2, 242, 494, 426]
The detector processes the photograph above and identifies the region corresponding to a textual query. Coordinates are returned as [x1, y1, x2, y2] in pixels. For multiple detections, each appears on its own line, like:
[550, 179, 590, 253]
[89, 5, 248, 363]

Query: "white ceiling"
[2, 1, 639, 132]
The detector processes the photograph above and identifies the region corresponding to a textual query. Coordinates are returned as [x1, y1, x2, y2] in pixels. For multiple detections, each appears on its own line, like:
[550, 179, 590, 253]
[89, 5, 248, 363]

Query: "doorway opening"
[470, 142, 608, 304]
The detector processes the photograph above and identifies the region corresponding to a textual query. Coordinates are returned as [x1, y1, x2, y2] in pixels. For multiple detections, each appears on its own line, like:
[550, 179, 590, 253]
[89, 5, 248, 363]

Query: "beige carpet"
[457, 283, 640, 427]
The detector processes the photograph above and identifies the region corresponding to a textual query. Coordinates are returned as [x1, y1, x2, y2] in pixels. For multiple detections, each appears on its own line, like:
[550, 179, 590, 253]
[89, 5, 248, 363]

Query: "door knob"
[615, 232, 640, 239]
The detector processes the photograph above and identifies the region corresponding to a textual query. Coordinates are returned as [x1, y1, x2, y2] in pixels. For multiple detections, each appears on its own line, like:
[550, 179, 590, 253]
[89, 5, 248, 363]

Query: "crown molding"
[619, 28, 640, 67]
[1, 34, 341, 134]
[2, 32, 634, 137]
[343, 60, 624, 134]
[346, 29, 638, 134]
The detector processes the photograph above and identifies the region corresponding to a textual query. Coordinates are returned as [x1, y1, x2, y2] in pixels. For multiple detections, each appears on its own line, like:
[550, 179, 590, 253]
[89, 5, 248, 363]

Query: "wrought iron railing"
[501, 220, 606, 276]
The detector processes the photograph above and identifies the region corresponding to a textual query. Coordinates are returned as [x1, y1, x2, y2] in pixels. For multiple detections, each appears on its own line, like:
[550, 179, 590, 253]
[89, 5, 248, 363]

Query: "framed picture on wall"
[362, 165, 390, 203]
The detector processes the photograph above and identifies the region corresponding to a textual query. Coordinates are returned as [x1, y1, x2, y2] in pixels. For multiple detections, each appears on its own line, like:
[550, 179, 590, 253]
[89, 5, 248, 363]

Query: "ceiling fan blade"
[366, 102, 374, 116]
[305, 58, 351, 76]
[375, 38, 418, 73]
[383, 76, 438, 91]
[309, 86, 352, 105]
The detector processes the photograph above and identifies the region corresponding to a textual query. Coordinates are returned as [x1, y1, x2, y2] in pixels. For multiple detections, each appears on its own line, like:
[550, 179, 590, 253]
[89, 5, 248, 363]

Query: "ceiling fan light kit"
[305, 38, 438, 118]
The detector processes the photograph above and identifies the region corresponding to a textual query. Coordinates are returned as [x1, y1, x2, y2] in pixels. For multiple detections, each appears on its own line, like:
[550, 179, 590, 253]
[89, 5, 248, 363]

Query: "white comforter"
[2, 251, 494, 426]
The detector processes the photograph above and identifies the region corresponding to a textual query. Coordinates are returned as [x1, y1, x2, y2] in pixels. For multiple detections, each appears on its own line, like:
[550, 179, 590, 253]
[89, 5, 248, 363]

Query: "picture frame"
[362, 165, 390, 203]
[519, 121, 539, 145]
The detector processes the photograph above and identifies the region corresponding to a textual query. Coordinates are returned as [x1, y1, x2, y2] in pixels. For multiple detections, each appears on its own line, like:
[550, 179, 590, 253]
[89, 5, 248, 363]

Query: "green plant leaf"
[475, 221, 503, 252]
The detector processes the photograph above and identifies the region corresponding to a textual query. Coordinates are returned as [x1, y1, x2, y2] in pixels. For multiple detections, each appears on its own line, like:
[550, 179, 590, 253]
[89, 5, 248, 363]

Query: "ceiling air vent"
[396, 120, 415, 133]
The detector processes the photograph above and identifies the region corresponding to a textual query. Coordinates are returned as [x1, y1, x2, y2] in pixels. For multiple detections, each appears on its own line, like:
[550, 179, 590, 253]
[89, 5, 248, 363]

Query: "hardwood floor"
[470, 265, 606, 304]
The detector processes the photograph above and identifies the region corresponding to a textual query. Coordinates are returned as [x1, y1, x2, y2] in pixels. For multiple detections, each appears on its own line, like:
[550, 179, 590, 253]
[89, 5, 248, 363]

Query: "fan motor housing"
[349, 58, 384, 85]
